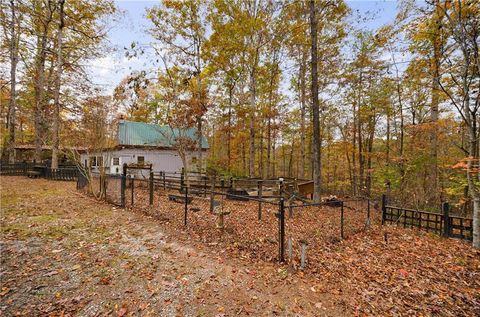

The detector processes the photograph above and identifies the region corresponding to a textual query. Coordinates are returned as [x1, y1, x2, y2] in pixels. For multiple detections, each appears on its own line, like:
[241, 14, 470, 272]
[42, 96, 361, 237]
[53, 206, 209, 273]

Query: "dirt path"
[0, 177, 344, 316]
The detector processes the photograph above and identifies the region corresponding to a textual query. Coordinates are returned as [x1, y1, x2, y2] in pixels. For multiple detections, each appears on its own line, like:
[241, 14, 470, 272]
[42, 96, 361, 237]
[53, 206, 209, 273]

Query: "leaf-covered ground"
[114, 181, 480, 316]
[1, 177, 346, 316]
[1, 177, 479, 316]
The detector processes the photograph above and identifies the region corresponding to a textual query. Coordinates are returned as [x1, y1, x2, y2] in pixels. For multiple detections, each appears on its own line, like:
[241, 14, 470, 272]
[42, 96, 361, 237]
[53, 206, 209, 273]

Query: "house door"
[111, 156, 121, 174]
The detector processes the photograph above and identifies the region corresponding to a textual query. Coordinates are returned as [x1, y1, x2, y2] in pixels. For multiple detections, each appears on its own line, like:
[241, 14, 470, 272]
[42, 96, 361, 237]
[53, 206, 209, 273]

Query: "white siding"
[80, 148, 201, 175]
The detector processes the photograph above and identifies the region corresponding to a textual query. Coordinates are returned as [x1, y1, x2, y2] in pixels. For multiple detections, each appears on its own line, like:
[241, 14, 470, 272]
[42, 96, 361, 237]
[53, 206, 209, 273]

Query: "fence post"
[443, 202, 450, 237]
[23, 160, 27, 175]
[149, 171, 154, 206]
[220, 178, 225, 189]
[131, 175, 134, 206]
[279, 178, 284, 196]
[258, 180, 263, 220]
[381, 194, 387, 225]
[99, 173, 103, 198]
[340, 201, 344, 239]
[181, 171, 185, 192]
[204, 176, 208, 197]
[103, 172, 107, 201]
[278, 198, 285, 262]
[162, 171, 166, 190]
[76, 169, 80, 190]
[230, 177, 233, 189]
[210, 176, 215, 213]
[121, 163, 127, 208]
[99, 173, 104, 199]
[184, 186, 188, 226]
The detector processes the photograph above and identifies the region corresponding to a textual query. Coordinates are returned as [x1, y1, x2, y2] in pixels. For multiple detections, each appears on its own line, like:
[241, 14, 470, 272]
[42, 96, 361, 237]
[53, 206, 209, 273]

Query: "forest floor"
[1, 177, 479, 316]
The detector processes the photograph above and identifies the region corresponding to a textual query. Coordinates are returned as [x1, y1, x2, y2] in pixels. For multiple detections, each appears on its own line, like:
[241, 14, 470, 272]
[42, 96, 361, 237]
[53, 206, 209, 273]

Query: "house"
[80, 120, 208, 175]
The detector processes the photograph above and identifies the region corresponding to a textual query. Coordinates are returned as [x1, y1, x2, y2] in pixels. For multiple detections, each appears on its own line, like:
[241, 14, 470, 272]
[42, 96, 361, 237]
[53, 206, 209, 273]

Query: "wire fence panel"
[105, 175, 122, 206]
[198, 193, 280, 261]
[283, 198, 378, 267]
[122, 183, 282, 261]
[343, 198, 376, 237]
[89, 175, 101, 197]
[76, 173, 386, 265]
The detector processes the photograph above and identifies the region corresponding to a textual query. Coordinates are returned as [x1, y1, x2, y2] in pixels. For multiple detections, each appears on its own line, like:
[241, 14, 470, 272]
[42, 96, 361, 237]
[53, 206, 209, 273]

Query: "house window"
[91, 156, 97, 167]
[112, 157, 120, 165]
[97, 156, 103, 167]
[137, 156, 145, 165]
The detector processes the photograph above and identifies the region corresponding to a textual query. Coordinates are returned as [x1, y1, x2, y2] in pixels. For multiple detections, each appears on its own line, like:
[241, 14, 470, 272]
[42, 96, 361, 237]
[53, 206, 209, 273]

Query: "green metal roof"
[117, 121, 209, 149]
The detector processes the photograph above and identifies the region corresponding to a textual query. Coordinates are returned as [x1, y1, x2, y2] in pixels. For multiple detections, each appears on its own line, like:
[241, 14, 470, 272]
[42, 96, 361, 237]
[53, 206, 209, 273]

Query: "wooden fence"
[381, 195, 473, 241]
[0, 162, 78, 181]
[42, 167, 78, 181]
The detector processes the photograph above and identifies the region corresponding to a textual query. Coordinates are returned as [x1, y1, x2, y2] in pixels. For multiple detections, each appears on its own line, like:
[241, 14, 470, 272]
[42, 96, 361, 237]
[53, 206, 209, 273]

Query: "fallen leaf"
[139, 302, 150, 311]
[100, 276, 112, 285]
[117, 306, 127, 317]
[44, 270, 58, 277]
[0, 288, 10, 296]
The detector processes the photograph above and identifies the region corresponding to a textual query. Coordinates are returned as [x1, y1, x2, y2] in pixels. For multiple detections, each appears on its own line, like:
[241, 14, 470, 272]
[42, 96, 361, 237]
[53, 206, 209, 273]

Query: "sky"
[88, 0, 400, 95]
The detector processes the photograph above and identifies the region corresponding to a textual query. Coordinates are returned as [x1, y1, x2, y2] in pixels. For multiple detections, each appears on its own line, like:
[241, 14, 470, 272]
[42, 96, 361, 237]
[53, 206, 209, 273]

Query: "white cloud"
[90, 55, 116, 76]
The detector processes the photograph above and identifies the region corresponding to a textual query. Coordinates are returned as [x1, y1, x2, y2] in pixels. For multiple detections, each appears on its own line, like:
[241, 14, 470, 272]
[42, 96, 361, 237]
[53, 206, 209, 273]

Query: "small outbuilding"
[80, 120, 208, 175]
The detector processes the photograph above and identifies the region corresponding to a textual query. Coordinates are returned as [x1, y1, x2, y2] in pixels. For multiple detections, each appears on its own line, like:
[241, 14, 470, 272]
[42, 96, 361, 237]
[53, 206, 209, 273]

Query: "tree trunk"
[341, 126, 353, 189]
[429, 0, 443, 204]
[466, 99, 479, 248]
[357, 84, 364, 194]
[399, 87, 405, 193]
[352, 100, 357, 195]
[249, 69, 256, 177]
[52, 0, 65, 169]
[299, 47, 307, 179]
[473, 197, 480, 249]
[267, 117, 271, 178]
[386, 110, 390, 165]
[196, 117, 203, 172]
[33, 1, 53, 162]
[196, 38, 203, 173]
[227, 86, 233, 170]
[310, 0, 321, 203]
[289, 140, 295, 177]
[7, 0, 18, 163]
[389, 44, 406, 195]
[242, 139, 246, 176]
[366, 118, 375, 196]
[272, 129, 276, 177]
[259, 125, 264, 178]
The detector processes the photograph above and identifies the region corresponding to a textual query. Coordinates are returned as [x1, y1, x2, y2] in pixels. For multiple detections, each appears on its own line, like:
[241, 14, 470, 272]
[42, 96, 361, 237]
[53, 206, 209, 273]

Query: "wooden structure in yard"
[297, 180, 314, 197]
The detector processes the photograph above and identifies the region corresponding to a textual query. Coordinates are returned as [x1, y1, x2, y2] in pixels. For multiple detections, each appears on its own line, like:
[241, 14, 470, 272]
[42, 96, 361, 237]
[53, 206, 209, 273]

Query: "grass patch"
[1, 223, 33, 240]
[39, 225, 69, 240]
[0, 194, 21, 207]
[30, 214, 59, 223]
